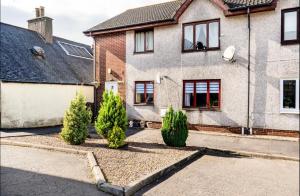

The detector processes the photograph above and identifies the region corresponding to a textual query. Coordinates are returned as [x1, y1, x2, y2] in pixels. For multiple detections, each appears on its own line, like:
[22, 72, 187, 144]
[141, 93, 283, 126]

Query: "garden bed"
[2, 129, 198, 187]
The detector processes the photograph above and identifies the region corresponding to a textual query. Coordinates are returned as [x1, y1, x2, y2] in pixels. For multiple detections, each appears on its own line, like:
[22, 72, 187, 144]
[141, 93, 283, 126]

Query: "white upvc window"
[280, 79, 299, 114]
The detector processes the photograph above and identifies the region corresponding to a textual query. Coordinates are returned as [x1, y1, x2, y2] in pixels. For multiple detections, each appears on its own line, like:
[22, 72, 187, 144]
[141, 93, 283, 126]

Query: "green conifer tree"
[60, 92, 92, 145]
[161, 106, 188, 147]
[95, 91, 127, 148]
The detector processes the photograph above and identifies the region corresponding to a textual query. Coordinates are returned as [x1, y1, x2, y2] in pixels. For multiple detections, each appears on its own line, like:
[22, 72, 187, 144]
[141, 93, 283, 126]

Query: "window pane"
[209, 22, 219, 48]
[145, 31, 154, 51]
[195, 24, 207, 50]
[283, 80, 296, 109]
[284, 11, 297, 41]
[184, 25, 194, 50]
[196, 82, 207, 107]
[135, 83, 145, 103]
[185, 82, 194, 107]
[210, 82, 219, 107]
[135, 32, 145, 52]
[146, 83, 154, 103]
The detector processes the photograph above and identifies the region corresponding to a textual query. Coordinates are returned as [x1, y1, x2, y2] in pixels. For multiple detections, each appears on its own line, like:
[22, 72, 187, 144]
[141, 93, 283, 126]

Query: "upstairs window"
[281, 7, 300, 45]
[135, 81, 154, 104]
[135, 29, 154, 53]
[280, 79, 299, 113]
[183, 19, 220, 52]
[183, 80, 221, 110]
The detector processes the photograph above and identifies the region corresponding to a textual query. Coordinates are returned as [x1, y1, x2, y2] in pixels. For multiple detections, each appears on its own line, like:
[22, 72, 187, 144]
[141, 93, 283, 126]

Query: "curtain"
[146, 31, 154, 51]
[196, 24, 207, 47]
[184, 25, 194, 50]
[135, 32, 145, 52]
[209, 22, 219, 48]
[284, 12, 297, 40]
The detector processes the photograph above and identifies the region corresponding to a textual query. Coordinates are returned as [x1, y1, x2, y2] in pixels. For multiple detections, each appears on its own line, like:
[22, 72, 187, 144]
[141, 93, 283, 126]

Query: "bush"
[60, 92, 92, 145]
[161, 106, 188, 147]
[95, 91, 127, 148]
[107, 126, 126, 148]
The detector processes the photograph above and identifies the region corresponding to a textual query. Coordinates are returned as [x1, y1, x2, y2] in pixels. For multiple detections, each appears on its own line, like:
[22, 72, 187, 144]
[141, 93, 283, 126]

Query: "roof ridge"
[127, 0, 181, 11]
[170, 0, 186, 18]
[1, 22, 90, 47]
[0, 22, 38, 33]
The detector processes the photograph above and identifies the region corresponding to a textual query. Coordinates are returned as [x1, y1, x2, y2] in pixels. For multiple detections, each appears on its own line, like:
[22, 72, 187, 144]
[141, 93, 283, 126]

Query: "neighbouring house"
[85, 0, 299, 137]
[0, 7, 94, 128]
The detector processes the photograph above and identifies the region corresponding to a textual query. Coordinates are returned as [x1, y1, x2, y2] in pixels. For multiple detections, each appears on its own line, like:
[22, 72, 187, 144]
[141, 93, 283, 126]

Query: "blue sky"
[1, 0, 169, 45]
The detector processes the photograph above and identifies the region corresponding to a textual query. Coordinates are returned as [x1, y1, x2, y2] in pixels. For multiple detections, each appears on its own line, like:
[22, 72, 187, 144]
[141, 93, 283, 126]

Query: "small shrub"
[60, 92, 92, 145]
[161, 106, 188, 147]
[107, 126, 126, 149]
[95, 91, 127, 148]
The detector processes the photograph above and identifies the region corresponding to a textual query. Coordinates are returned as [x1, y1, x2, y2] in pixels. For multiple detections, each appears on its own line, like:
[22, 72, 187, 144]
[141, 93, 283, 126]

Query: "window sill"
[182, 48, 220, 53]
[182, 107, 221, 112]
[133, 51, 154, 55]
[134, 103, 154, 106]
[280, 109, 300, 114]
[281, 40, 300, 45]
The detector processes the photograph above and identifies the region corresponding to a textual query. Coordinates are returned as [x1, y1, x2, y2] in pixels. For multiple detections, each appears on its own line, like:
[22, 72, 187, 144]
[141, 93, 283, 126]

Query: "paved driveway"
[138, 151, 299, 196]
[0, 145, 108, 196]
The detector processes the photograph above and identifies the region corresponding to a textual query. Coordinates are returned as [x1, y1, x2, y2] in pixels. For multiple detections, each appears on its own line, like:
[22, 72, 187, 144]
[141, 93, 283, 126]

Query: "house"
[0, 7, 94, 128]
[85, 0, 299, 137]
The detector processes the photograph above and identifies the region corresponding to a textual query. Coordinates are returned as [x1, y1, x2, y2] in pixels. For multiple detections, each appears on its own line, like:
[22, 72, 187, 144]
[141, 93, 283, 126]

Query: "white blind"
[210, 82, 219, 93]
[185, 83, 194, 93]
[146, 83, 154, 93]
[136, 83, 144, 93]
[196, 82, 207, 93]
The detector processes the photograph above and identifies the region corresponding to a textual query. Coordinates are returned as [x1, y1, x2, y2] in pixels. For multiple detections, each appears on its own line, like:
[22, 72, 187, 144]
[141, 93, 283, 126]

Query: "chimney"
[28, 6, 53, 43]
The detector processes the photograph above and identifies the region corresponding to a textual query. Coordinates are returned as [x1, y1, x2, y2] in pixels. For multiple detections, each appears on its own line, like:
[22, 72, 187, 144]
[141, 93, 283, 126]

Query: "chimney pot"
[40, 6, 45, 17]
[28, 6, 53, 43]
[35, 8, 40, 17]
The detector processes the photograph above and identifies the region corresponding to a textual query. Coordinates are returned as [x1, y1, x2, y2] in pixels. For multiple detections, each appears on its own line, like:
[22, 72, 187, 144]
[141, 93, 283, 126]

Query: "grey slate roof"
[85, 0, 185, 33]
[224, 0, 274, 10]
[0, 22, 93, 85]
[86, 0, 276, 33]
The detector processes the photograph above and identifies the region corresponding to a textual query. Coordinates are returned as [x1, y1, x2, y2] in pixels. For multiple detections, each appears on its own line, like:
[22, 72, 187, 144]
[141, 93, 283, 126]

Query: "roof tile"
[0, 23, 93, 84]
[86, 0, 184, 32]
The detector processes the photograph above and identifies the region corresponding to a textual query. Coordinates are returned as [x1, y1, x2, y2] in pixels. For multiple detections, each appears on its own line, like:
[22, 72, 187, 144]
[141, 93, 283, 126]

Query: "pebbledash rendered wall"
[125, 0, 299, 131]
[0, 82, 94, 128]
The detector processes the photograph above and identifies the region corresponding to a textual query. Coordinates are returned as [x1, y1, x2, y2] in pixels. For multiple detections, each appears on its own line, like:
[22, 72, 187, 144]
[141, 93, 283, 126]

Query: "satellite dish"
[222, 46, 236, 62]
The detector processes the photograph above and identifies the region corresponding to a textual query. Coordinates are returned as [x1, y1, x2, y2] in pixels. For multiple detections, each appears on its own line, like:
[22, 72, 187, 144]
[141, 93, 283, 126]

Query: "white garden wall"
[0, 82, 94, 128]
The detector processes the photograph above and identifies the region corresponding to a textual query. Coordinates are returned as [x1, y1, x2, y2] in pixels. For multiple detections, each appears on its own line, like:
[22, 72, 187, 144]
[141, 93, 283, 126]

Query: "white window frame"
[280, 79, 299, 114]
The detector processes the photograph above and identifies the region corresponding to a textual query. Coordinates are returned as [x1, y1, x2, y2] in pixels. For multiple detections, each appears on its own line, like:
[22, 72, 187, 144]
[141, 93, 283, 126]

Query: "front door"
[105, 81, 118, 94]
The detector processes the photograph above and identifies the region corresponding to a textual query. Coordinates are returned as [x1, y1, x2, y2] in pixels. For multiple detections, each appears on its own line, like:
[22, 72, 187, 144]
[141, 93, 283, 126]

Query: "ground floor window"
[183, 80, 221, 110]
[280, 79, 299, 113]
[135, 81, 154, 104]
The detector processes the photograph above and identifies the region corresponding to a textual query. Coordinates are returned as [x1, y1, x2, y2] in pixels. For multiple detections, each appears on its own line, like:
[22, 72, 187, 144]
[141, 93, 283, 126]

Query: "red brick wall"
[94, 32, 126, 111]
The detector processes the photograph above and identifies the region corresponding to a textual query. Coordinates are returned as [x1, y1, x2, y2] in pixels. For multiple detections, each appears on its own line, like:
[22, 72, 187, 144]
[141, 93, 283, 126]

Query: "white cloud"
[1, 0, 169, 44]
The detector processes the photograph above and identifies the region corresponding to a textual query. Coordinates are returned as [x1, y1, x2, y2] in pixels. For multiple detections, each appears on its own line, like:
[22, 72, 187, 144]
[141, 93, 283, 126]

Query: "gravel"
[2, 129, 198, 187]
